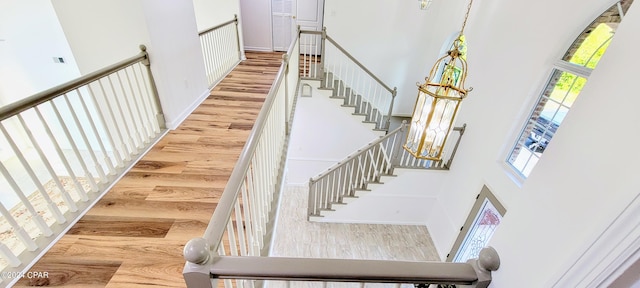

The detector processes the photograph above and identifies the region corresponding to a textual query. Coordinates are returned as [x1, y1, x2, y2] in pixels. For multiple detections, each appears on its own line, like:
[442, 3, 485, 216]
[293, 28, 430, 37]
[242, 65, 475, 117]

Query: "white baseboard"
[313, 218, 427, 226]
[244, 46, 274, 52]
[165, 88, 210, 129]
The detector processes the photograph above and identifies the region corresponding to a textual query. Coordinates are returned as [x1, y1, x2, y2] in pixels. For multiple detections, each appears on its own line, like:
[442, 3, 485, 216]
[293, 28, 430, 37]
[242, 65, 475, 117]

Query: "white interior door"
[296, 0, 324, 32]
[272, 0, 324, 52]
[272, 0, 295, 51]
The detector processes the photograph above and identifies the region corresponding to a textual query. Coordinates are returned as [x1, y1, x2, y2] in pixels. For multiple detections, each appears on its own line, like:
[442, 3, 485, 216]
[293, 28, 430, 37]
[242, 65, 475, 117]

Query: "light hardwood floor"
[14, 51, 283, 288]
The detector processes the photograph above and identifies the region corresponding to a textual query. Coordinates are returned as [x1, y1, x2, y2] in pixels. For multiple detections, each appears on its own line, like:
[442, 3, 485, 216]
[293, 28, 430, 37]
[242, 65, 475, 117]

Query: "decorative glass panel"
[448, 185, 506, 263]
[453, 198, 503, 263]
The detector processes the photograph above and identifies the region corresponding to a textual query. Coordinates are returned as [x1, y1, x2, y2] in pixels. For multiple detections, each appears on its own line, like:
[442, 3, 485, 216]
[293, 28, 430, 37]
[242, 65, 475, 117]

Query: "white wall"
[0, 0, 80, 104]
[412, 0, 640, 286]
[487, 2, 640, 286]
[140, 0, 210, 129]
[286, 82, 380, 185]
[51, 0, 151, 75]
[192, 0, 241, 31]
[192, 0, 246, 59]
[52, 0, 210, 129]
[320, 169, 447, 225]
[239, 0, 273, 51]
[323, 0, 471, 116]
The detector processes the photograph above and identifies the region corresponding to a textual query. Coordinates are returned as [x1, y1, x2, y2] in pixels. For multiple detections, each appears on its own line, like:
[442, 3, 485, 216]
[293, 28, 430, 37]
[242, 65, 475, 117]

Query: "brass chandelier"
[404, 0, 474, 160]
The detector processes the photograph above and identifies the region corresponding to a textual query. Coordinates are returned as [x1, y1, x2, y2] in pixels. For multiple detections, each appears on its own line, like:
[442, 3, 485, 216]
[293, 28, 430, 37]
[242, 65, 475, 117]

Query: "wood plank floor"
[14, 51, 283, 288]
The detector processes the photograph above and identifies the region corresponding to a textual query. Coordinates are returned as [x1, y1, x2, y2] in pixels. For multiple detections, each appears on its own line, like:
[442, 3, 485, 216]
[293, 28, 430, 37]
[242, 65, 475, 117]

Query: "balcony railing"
[184, 27, 497, 288]
[0, 45, 166, 282]
[199, 15, 243, 88]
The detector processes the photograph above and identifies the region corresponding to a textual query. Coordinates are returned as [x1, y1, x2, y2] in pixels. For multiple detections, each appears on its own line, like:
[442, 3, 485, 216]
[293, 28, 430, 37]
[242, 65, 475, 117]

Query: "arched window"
[507, 0, 633, 178]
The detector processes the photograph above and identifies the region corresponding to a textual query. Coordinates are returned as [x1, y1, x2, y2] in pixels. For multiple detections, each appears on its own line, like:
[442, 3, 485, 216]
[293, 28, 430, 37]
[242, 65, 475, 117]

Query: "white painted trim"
[166, 58, 242, 129]
[548, 192, 640, 287]
[244, 46, 274, 52]
[313, 218, 428, 226]
[165, 88, 211, 129]
[595, 240, 640, 287]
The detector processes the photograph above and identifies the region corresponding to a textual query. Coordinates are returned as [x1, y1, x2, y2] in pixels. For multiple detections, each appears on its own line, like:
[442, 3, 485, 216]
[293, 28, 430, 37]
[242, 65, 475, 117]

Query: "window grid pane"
[506, 0, 631, 178]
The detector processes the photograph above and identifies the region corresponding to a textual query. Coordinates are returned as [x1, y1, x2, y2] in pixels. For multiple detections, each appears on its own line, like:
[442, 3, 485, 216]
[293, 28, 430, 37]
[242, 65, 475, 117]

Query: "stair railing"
[396, 124, 467, 170]
[299, 29, 397, 132]
[0, 45, 166, 281]
[308, 122, 407, 219]
[198, 15, 243, 88]
[183, 28, 301, 288]
[308, 121, 465, 219]
[187, 247, 500, 288]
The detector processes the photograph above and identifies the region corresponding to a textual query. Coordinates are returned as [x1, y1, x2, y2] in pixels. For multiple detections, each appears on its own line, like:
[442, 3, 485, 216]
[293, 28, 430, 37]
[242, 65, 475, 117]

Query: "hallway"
[13, 51, 283, 288]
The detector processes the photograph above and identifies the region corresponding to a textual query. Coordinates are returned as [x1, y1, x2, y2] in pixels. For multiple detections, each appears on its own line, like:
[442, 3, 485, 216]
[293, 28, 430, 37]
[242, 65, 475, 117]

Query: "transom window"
[507, 0, 633, 178]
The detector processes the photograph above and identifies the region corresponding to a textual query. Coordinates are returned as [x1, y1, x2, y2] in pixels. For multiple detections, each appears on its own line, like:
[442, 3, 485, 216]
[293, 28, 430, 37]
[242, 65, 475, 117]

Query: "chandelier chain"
[460, 0, 474, 35]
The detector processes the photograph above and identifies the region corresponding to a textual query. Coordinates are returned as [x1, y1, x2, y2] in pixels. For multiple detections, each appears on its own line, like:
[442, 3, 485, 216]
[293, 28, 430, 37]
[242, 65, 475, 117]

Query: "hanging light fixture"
[404, 0, 474, 160]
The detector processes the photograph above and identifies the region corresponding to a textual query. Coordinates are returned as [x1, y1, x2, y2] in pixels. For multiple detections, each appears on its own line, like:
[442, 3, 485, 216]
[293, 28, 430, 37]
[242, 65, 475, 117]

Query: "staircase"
[306, 110, 465, 220]
[321, 71, 392, 132]
[294, 29, 467, 221]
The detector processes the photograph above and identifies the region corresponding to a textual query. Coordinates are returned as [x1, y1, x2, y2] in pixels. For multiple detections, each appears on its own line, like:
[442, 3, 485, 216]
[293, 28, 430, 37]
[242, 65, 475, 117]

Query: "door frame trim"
[446, 185, 506, 262]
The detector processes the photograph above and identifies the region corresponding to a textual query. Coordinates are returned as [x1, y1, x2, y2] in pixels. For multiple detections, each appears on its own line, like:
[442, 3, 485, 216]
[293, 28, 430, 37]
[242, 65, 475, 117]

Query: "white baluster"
[0, 161, 52, 237]
[234, 200, 247, 256]
[115, 72, 144, 149]
[200, 34, 209, 84]
[0, 203, 37, 251]
[241, 183, 255, 256]
[96, 79, 131, 162]
[0, 123, 65, 224]
[76, 88, 116, 176]
[123, 68, 151, 143]
[132, 64, 160, 135]
[34, 107, 88, 202]
[106, 76, 137, 155]
[247, 166, 260, 255]
[303, 35, 308, 78]
[50, 100, 99, 193]
[62, 94, 107, 183]
[227, 220, 238, 256]
[213, 29, 221, 80]
[16, 115, 78, 212]
[0, 243, 20, 267]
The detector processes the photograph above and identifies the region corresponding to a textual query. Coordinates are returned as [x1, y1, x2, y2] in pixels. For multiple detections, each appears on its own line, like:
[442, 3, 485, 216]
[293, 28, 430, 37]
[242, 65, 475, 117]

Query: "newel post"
[385, 87, 397, 132]
[283, 53, 291, 135]
[139, 45, 166, 129]
[391, 120, 408, 168]
[469, 246, 501, 288]
[319, 27, 328, 88]
[234, 14, 246, 60]
[183, 237, 216, 288]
